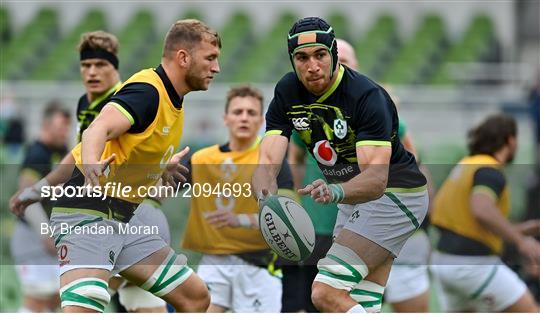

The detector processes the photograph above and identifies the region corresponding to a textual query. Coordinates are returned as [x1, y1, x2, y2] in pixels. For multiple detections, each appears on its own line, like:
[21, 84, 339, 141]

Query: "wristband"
[328, 183, 345, 203]
[18, 178, 50, 202]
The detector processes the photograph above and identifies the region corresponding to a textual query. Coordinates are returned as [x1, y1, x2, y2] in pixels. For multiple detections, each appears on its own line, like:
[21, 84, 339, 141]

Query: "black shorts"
[281, 235, 333, 312]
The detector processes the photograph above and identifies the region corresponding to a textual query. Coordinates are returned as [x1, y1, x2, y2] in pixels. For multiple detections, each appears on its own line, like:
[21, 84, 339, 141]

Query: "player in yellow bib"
[430, 114, 540, 312]
[39, 20, 220, 313]
[182, 86, 295, 312]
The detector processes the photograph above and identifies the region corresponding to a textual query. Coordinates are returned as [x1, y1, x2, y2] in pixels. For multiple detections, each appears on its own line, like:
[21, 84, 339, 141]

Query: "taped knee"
[60, 278, 111, 312]
[141, 250, 193, 297]
[314, 243, 369, 290]
[118, 285, 166, 311]
[350, 280, 385, 313]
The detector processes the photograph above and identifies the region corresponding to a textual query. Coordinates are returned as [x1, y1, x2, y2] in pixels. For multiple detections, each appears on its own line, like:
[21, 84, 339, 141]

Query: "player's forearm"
[45, 153, 75, 186]
[472, 201, 525, 247]
[341, 166, 388, 204]
[252, 164, 280, 195]
[81, 124, 108, 165]
[253, 135, 288, 196]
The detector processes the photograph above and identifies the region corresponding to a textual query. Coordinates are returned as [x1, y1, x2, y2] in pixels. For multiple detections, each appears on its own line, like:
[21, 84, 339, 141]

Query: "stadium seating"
[431, 15, 497, 85]
[231, 12, 296, 83]
[31, 9, 108, 80]
[0, 7, 10, 44]
[0, 8, 500, 84]
[214, 11, 252, 82]
[1, 8, 58, 80]
[117, 10, 156, 78]
[382, 15, 447, 84]
[353, 15, 399, 78]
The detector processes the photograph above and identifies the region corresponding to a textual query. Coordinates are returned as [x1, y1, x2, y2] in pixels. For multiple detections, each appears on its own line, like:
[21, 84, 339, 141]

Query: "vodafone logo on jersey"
[313, 140, 337, 166]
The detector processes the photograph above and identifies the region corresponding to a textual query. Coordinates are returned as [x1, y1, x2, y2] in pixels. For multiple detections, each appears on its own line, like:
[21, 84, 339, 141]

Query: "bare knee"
[166, 275, 210, 312]
[312, 281, 355, 312]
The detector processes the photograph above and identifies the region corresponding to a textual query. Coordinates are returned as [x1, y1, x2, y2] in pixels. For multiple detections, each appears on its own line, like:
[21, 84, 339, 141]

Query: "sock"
[347, 304, 367, 313]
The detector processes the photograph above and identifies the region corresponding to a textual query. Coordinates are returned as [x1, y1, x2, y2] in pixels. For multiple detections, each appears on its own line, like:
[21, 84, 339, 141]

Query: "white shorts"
[430, 252, 527, 312]
[50, 212, 167, 276]
[334, 190, 429, 256]
[116, 200, 170, 311]
[197, 254, 282, 312]
[11, 221, 60, 297]
[385, 230, 431, 303]
[14, 264, 59, 298]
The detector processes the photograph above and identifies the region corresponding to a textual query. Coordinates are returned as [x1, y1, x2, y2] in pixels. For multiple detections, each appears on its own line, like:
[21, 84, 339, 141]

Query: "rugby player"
[10, 102, 70, 312]
[252, 17, 428, 313]
[430, 113, 540, 312]
[10, 31, 170, 312]
[182, 85, 294, 312]
[12, 20, 221, 312]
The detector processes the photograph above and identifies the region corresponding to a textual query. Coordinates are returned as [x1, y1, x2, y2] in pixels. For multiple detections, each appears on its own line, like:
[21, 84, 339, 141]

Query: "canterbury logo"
[292, 117, 309, 130]
[313, 140, 337, 166]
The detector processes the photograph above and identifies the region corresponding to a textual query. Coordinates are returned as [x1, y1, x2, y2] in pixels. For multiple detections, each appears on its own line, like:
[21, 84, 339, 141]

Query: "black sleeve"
[354, 88, 393, 143]
[108, 82, 159, 133]
[21, 144, 49, 177]
[265, 83, 293, 139]
[276, 159, 294, 189]
[472, 167, 506, 198]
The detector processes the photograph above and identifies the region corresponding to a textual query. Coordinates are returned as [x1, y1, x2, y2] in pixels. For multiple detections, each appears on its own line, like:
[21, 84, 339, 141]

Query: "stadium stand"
[31, 9, 107, 81]
[431, 15, 498, 85]
[353, 15, 399, 79]
[231, 12, 296, 83]
[1, 8, 58, 80]
[382, 14, 447, 84]
[0, 8, 502, 85]
[117, 9, 156, 79]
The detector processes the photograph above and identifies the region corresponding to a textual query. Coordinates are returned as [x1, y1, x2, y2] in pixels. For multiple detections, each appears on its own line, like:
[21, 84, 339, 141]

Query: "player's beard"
[186, 67, 208, 91]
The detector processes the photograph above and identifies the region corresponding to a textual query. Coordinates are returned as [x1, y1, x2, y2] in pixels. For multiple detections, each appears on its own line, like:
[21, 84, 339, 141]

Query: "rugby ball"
[259, 195, 315, 262]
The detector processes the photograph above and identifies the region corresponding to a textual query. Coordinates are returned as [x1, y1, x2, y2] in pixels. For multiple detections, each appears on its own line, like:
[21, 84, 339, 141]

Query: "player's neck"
[86, 81, 120, 103]
[229, 137, 257, 152]
[39, 131, 54, 148]
[161, 61, 189, 97]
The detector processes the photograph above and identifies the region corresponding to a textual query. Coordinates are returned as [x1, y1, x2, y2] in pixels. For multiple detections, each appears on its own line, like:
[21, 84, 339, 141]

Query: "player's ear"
[176, 49, 190, 68]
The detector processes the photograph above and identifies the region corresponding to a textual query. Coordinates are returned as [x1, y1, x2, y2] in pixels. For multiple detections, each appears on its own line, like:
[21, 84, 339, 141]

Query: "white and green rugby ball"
[259, 195, 315, 262]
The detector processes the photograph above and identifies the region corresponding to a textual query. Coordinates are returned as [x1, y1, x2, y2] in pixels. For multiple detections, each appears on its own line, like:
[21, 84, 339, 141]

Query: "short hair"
[163, 19, 221, 57]
[467, 113, 517, 156]
[225, 85, 264, 114]
[43, 100, 71, 122]
[77, 30, 119, 55]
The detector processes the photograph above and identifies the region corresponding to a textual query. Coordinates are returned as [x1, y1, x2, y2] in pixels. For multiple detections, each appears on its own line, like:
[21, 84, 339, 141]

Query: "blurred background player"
[182, 85, 294, 313]
[10, 30, 170, 313]
[10, 102, 70, 312]
[430, 113, 540, 312]
[333, 38, 432, 313]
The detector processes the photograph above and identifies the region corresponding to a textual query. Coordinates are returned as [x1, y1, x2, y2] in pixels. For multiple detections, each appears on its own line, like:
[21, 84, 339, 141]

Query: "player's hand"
[10, 188, 40, 217]
[298, 179, 331, 204]
[9, 177, 50, 217]
[205, 209, 240, 228]
[256, 189, 271, 207]
[83, 154, 116, 187]
[162, 147, 190, 188]
[517, 236, 540, 265]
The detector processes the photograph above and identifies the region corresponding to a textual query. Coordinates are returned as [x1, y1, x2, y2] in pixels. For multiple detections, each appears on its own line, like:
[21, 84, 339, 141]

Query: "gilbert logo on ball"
[259, 195, 315, 261]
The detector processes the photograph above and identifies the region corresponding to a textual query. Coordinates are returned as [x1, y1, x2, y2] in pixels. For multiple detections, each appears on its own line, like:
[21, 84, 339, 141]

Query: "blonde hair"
[77, 30, 119, 55]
